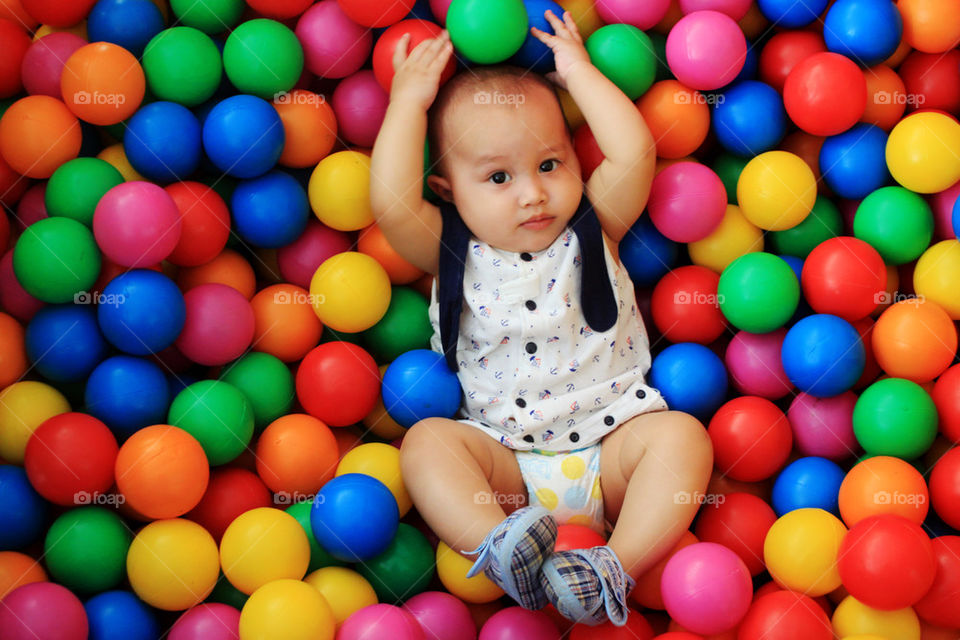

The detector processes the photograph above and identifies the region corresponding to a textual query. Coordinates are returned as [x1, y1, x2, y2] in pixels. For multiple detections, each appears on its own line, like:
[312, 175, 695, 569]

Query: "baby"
[370, 10, 713, 627]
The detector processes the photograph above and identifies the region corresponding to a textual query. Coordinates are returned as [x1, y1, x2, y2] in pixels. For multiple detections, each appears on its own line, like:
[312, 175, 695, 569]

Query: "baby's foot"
[539, 545, 634, 626]
[464, 506, 558, 610]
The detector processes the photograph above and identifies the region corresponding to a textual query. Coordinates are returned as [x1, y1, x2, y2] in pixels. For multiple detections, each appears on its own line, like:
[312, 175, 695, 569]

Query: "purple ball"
[168, 603, 241, 640]
[725, 328, 793, 399]
[404, 592, 476, 640]
[276, 220, 353, 289]
[787, 391, 858, 460]
[340, 604, 426, 640]
[478, 607, 559, 640]
[332, 70, 389, 148]
[0, 582, 88, 640]
[296, 0, 372, 79]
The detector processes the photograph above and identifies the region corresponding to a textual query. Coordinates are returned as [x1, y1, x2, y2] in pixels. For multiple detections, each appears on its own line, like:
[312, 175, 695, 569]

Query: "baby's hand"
[530, 10, 592, 91]
[390, 31, 454, 111]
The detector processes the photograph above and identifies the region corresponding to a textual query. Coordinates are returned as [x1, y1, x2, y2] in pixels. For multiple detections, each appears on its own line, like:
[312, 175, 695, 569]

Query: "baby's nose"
[519, 175, 547, 205]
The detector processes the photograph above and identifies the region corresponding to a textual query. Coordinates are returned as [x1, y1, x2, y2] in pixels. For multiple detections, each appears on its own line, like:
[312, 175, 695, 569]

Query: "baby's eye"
[489, 171, 510, 184]
[540, 159, 560, 173]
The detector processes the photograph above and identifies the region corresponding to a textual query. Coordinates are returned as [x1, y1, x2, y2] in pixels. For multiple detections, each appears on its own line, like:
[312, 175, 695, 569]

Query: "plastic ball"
[203, 94, 284, 179]
[295, 341, 380, 426]
[361, 285, 430, 358]
[763, 508, 847, 595]
[823, 0, 902, 66]
[446, 0, 528, 64]
[337, 442, 411, 516]
[585, 24, 657, 99]
[239, 579, 335, 640]
[275, 89, 337, 168]
[784, 52, 866, 136]
[19, 32, 87, 99]
[0, 466, 47, 550]
[712, 80, 786, 157]
[60, 42, 145, 125]
[511, 0, 565, 72]
[853, 378, 938, 460]
[25, 303, 107, 382]
[373, 19, 455, 92]
[404, 591, 475, 640]
[124, 101, 201, 182]
[650, 265, 725, 344]
[339, 0, 415, 26]
[854, 186, 933, 265]
[220, 507, 310, 594]
[163, 181, 230, 267]
[381, 348, 462, 428]
[688, 204, 764, 273]
[84, 589, 159, 640]
[801, 236, 886, 322]
[168, 603, 241, 640]
[0, 312, 26, 390]
[96, 270, 185, 356]
[665, 10, 745, 91]
[142, 26, 222, 106]
[330, 71, 387, 149]
[738, 590, 832, 640]
[772, 457, 845, 515]
[176, 283, 255, 366]
[873, 298, 956, 383]
[647, 162, 726, 243]
[219, 352, 295, 430]
[356, 523, 435, 602]
[249, 284, 323, 364]
[169, 0, 244, 32]
[861, 63, 907, 131]
[887, 112, 960, 194]
[0, 95, 81, 178]
[309, 150, 374, 231]
[309, 251, 391, 333]
[932, 364, 960, 443]
[223, 18, 302, 99]
[756, 0, 827, 27]
[595, 0, 669, 28]
[898, 0, 960, 53]
[758, 30, 826, 93]
[636, 80, 711, 159]
[13, 216, 100, 303]
[718, 252, 799, 332]
[693, 493, 776, 576]
[338, 603, 424, 640]
[94, 181, 181, 267]
[311, 473, 399, 562]
[914, 240, 960, 319]
[619, 216, 678, 286]
[45, 157, 123, 227]
[185, 467, 271, 542]
[900, 50, 960, 116]
[277, 220, 352, 289]
[44, 506, 131, 594]
[781, 314, 865, 397]
[303, 567, 377, 627]
[708, 396, 793, 482]
[838, 456, 929, 527]
[930, 179, 960, 242]
[168, 380, 253, 466]
[436, 541, 504, 603]
[177, 248, 257, 299]
[819, 124, 890, 200]
[737, 151, 816, 231]
[0, 18, 29, 98]
[649, 343, 728, 421]
[296, 0, 372, 79]
[87, 0, 164, 57]
[254, 413, 338, 497]
[724, 329, 792, 399]
[831, 595, 922, 639]
[0, 381, 70, 465]
[232, 170, 309, 248]
[0, 581, 88, 640]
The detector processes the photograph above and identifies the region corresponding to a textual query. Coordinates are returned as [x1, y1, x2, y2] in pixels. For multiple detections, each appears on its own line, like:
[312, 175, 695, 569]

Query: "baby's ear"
[426, 174, 454, 202]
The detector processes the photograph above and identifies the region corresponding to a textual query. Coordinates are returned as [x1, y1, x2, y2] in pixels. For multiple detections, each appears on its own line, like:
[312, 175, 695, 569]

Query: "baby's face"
[430, 84, 583, 253]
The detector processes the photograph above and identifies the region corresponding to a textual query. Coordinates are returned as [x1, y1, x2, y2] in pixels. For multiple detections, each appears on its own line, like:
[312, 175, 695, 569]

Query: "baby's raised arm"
[370, 32, 454, 275]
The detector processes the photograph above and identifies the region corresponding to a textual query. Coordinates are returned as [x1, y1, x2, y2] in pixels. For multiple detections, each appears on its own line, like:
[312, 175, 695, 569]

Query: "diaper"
[515, 442, 605, 535]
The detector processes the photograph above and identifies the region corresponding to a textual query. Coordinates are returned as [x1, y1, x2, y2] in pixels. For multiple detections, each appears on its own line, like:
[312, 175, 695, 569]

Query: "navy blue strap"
[569, 195, 618, 336]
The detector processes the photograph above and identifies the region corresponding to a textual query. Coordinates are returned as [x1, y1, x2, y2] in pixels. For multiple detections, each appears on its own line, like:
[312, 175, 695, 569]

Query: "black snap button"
[515, 397, 526, 408]
[525, 342, 537, 354]
[636, 389, 646, 399]
[604, 415, 615, 426]
[569, 432, 579, 443]
[523, 435, 535, 443]
[525, 300, 536, 310]
[520, 252, 532, 261]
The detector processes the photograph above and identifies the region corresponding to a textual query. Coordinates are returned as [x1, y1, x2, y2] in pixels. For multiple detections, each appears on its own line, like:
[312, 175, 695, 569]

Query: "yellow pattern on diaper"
[591, 477, 602, 500]
[535, 488, 559, 510]
[561, 455, 586, 480]
[567, 514, 595, 528]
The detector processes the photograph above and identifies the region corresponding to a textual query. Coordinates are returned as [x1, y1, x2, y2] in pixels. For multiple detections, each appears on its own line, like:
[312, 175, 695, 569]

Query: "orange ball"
[333, 427, 363, 459]
[0, 312, 27, 389]
[255, 413, 339, 497]
[274, 90, 337, 168]
[0, 95, 81, 178]
[0, 551, 47, 600]
[115, 425, 210, 520]
[872, 298, 957, 383]
[636, 80, 710, 159]
[838, 455, 929, 527]
[250, 284, 323, 363]
[898, 0, 960, 53]
[357, 223, 424, 285]
[177, 249, 257, 299]
[60, 42, 145, 125]
[738, 2, 769, 39]
[632, 529, 699, 610]
[861, 65, 907, 131]
[883, 38, 912, 68]
[779, 131, 825, 190]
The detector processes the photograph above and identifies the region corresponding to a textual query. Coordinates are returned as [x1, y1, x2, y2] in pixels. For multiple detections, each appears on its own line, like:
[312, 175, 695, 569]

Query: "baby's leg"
[600, 410, 713, 580]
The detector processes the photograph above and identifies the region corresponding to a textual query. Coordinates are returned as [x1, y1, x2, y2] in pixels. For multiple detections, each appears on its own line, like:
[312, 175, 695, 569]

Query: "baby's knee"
[400, 418, 445, 470]
[652, 412, 713, 479]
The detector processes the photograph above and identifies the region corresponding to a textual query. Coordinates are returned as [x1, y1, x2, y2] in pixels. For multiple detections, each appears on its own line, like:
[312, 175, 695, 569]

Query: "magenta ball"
[666, 10, 747, 90]
[20, 33, 88, 99]
[428, 0, 452, 23]
[15, 183, 48, 231]
[647, 162, 726, 243]
[677, 0, 751, 19]
[725, 328, 793, 399]
[479, 607, 560, 640]
[927, 180, 960, 240]
[661, 542, 752, 636]
[0, 582, 88, 640]
[787, 391, 858, 460]
[0, 250, 45, 323]
[175, 283, 255, 366]
[169, 603, 241, 640]
[594, 0, 671, 29]
[276, 220, 353, 288]
[332, 70, 389, 148]
[339, 604, 426, 640]
[404, 592, 476, 640]
[94, 181, 181, 268]
[296, 0, 372, 79]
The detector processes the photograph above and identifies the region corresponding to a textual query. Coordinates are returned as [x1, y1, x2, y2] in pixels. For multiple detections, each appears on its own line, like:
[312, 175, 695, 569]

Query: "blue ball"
[620, 216, 679, 287]
[382, 349, 462, 429]
[85, 590, 158, 640]
[26, 304, 108, 382]
[782, 314, 865, 397]
[511, 0, 564, 72]
[311, 474, 399, 562]
[824, 0, 902, 67]
[731, 44, 758, 84]
[952, 192, 960, 239]
[87, 0, 164, 57]
[124, 101, 202, 182]
[757, 0, 829, 28]
[85, 356, 170, 440]
[819, 123, 890, 200]
[713, 81, 786, 157]
[202, 95, 284, 179]
[0, 465, 47, 550]
[772, 456, 846, 516]
[231, 170, 309, 248]
[97, 270, 185, 355]
[649, 343, 728, 421]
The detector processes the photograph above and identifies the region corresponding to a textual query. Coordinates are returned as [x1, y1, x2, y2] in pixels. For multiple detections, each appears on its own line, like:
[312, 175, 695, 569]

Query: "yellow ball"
[126, 519, 219, 611]
[737, 150, 816, 230]
[688, 204, 764, 273]
[886, 112, 960, 194]
[239, 579, 335, 640]
[336, 443, 411, 517]
[558, 0, 603, 38]
[362, 365, 408, 441]
[0, 381, 70, 464]
[841, 636, 889, 640]
[304, 567, 378, 627]
[220, 507, 311, 595]
[914, 240, 960, 319]
[832, 595, 920, 640]
[97, 143, 146, 181]
[763, 508, 847, 596]
[435, 541, 504, 604]
[309, 151, 373, 231]
[309, 251, 391, 333]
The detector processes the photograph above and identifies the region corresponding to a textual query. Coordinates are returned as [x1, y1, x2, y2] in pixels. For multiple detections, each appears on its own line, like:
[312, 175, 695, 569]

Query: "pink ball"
[678, 0, 751, 19]
[839, 198, 860, 236]
[724, 329, 793, 399]
[296, 0, 373, 79]
[15, 182, 48, 230]
[661, 542, 753, 636]
[647, 162, 726, 242]
[169, 603, 241, 640]
[0, 249, 45, 323]
[428, 0, 452, 24]
[787, 391, 858, 461]
[927, 179, 960, 241]
[595, 0, 671, 30]
[20, 33, 88, 99]
[0, 582, 88, 640]
[94, 181, 181, 268]
[479, 607, 559, 640]
[175, 283, 255, 366]
[404, 592, 476, 640]
[276, 220, 353, 288]
[339, 604, 426, 640]
[332, 70, 389, 148]
[666, 10, 746, 90]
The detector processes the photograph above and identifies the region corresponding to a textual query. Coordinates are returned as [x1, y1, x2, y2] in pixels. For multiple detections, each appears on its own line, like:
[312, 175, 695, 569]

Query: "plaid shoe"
[540, 545, 635, 626]
[464, 506, 558, 610]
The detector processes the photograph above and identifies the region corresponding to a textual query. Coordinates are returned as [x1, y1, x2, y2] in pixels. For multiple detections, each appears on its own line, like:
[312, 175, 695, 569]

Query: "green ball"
[712, 153, 750, 204]
[45, 158, 124, 227]
[208, 573, 249, 609]
[854, 186, 934, 265]
[585, 24, 656, 100]
[356, 523, 435, 603]
[321, 326, 365, 347]
[167, 380, 254, 465]
[220, 352, 294, 431]
[362, 287, 433, 363]
[648, 32, 673, 83]
[285, 501, 346, 573]
[853, 377, 938, 459]
[770, 195, 843, 258]
[170, 0, 244, 34]
[223, 19, 303, 99]
[143, 27, 223, 106]
[13, 217, 101, 303]
[447, 0, 529, 64]
[717, 252, 800, 333]
[44, 507, 132, 594]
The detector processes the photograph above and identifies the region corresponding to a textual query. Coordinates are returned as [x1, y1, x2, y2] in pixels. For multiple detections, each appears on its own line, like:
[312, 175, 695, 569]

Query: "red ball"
[569, 613, 655, 640]
[245, 0, 313, 19]
[555, 524, 607, 552]
[651, 265, 726, 345]
[24, 412, 119, 507]
[758, 30, 826, 93]
[898, 50, 960, 116]
[707, 396, 792, 482]
[573, 123, 603, 181]
[186, 467, 272, 542]
[929, 446, 960, 530]
[338, 0, 415, 27]
[295, 341, 380, 427]
[372, 19, 455, 92]
[20, 0, 96, 27]
[693, 492, 776, 576]
[932, 364, 960, 444]
[164, 182, 231, 268]
[783, 52, 867, 136]
[837, 514, 936, 610]
[801, 236, 887, 322]
[737, 591, 832, 640]
[913, 535, 960, 629]
[0, 19, 31, 99]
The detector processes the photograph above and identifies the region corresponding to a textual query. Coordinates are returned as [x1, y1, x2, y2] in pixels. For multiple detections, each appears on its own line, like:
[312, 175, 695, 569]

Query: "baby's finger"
[392, 32, 412, 71]
[530, 25, 558, 46]
[542, 9, 570, 36]
[428, 40, 454, 72]
[563, 11, 582, 43]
